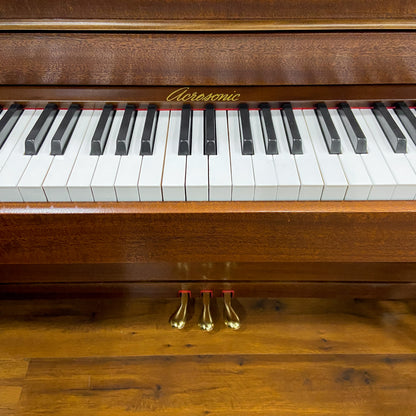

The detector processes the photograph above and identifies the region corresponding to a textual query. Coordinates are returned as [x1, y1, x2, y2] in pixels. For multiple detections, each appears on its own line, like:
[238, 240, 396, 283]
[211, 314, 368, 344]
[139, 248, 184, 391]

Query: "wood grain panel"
[1, 0, 415, 20]
[2, 19, 416, 32]
[1, 201, 416, 264]
[2, 282, 416, 300]
[1, 32, 415, 86]
[0, 85, 415, 108]
[2, 262, 416, 283]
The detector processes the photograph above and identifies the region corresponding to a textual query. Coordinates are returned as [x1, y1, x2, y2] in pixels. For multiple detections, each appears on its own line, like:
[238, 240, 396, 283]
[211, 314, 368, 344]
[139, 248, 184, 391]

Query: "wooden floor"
[0, 296, 416, 415]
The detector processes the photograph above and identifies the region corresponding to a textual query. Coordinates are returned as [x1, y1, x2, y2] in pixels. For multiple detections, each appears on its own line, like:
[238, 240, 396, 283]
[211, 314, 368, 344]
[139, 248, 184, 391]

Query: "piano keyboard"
[0, 101, 416, 202]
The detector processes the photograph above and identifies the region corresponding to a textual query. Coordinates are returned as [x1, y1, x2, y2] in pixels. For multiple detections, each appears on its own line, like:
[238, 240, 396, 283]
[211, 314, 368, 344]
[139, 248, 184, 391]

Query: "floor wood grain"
[0, 297, 415, 415]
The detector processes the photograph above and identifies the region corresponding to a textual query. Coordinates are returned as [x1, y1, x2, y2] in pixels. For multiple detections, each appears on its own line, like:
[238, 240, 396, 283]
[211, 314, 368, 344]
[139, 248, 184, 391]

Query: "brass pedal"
[199, 290, 214, 332]
[223, 290, 240, 330]
[169, 290, 191, 329]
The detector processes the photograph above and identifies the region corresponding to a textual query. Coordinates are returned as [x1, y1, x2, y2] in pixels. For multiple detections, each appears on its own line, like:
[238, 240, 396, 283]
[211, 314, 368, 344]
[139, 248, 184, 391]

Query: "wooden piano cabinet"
[0, 8, 416, 301]
[1, 201, 416, 299]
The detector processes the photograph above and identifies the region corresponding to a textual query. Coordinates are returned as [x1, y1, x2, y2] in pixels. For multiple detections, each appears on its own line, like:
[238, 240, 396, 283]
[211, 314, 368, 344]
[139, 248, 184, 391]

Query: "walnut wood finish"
[2, 201, 416, 298]
[1, 8, 416, 302]
[2, 19, 416, 32]
[1, 32, 416, 86]
[3, 263, 416, 299]
[0, 86, 415, 108]
[1, 0, 415, 21]
[2, 263, 416, 283]
[2, 282, 416, 300]
[1, 201, 416, 264]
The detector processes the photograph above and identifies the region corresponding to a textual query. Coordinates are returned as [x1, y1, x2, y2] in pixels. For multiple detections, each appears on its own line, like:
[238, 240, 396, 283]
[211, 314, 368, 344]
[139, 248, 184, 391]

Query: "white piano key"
[91, 110, 124, 201]
[0, 109, 35, 173]
[67, 110, 102, 202]
[162, 111, 186, 201]
[0, 108, 6, 124]
[0, 109, 7, 151]
[18, 109, 67, 202]
[303, 109, 348, 201]
[139, 111, 169, 201]
[250, 109, 278, 200]
[361, 109, 416, 200]
[352, 109, 396, 200]
[186, 110, 208, 201]
[209, 110, 232, 201]
[114, 109, 146, 202]
[0, 109, 42, 202]
[329, 109, 372, 200]
[293, 110, 323, 200]
[388, 108, 416, 193]
[43, 110, 94, 202]
[228, 110, 254, 201]
[270, 110, 300, 200]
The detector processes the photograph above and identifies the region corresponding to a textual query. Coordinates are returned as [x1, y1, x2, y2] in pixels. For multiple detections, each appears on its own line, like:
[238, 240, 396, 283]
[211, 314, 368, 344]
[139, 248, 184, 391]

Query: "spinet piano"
[1, 0, 416, 323]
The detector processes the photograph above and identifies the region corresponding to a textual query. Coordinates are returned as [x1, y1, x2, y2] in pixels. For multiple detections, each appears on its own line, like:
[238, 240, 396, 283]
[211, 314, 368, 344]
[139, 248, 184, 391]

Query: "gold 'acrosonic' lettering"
[166, 87, 240, 102]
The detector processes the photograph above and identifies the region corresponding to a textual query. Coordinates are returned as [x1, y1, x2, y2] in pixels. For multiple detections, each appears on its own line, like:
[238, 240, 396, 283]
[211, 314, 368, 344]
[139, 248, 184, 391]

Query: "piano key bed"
[1, 101, 416, 203]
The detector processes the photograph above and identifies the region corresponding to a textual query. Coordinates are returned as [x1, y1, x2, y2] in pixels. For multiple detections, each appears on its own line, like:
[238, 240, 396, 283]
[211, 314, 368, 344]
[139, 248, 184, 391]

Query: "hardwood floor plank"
[18, 355, 416, 415]
[0, 386, 22, 412]
[0, 360, 27, 413]
[0, 359, 28, 385]
[1, 298, 416, 359]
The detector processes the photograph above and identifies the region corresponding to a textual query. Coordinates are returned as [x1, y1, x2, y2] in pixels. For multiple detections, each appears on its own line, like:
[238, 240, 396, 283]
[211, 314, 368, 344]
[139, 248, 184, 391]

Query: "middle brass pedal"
[199, 290, 214, 332]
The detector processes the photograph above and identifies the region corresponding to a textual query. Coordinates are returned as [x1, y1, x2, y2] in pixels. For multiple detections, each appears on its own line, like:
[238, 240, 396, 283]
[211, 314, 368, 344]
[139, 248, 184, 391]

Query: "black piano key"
[372, 101, 406, 153]
[140, 104, 159, 155]
[204, 103, 217, 155]
[281, 103, 302, 154]
[25, 103, 58, 155]
[178, 104, 192, 155]
[0, 103, 23, 150]
[315, 102, 341, 154]
[394, 102, 416, 146]
[50, 104, 82, 155]
[238, 103, 254, 155]
[115, 104, 137, 155]
[259, 103, 278, 155]
[90, 104, 115, 155]
[337, 102, 367, 153]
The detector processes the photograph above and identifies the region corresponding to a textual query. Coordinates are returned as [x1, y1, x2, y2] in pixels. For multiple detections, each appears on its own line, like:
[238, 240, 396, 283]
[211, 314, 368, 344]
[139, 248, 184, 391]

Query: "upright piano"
[1, 0, 416, 328]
